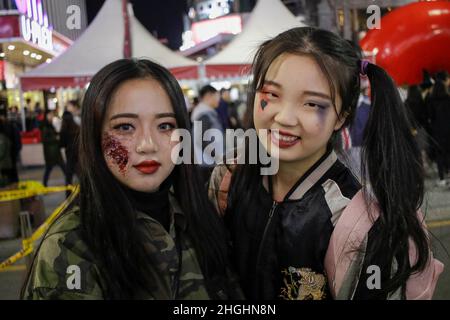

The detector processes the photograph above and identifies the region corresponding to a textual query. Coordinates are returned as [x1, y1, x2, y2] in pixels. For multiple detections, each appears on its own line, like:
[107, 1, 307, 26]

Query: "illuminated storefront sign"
[16, 0, 53, 51]
[191, 15, 242, 44]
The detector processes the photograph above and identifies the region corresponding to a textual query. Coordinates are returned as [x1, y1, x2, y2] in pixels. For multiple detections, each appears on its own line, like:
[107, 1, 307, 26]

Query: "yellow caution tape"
[0, 181, 76, 202]
[0, 184, 80, 270]
[0, 247, 34, 271]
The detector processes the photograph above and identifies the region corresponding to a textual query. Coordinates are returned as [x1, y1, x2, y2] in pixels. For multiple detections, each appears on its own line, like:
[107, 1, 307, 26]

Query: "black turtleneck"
[124, 176, 173, 232]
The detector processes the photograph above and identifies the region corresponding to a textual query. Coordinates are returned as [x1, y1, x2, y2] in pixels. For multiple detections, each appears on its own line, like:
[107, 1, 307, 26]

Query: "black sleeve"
[352, 220, 398, 300]
[6, 123, 22, 157]
[198, 114, 215, 152]
[59, 130, 67, 148]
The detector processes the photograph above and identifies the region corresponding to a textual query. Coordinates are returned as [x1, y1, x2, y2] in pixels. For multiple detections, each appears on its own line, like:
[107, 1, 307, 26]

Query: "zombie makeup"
[102, 133, 129, 174]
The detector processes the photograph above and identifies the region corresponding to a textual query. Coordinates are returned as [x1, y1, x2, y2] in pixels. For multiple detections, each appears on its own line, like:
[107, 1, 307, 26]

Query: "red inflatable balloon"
[360, 1, 450, 86]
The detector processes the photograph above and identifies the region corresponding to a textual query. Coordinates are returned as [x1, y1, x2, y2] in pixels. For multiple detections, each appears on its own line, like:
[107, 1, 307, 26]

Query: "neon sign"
[16, 0, 53, 51]
[191, 15, 242, 44]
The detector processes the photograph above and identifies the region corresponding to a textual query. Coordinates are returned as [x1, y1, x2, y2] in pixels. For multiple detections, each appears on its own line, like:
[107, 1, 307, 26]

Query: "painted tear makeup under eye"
[261, 99, 268, 110]
[259, 91, 271, 110]
[316, 103, 329, 126]
[102, 133, 129, 174]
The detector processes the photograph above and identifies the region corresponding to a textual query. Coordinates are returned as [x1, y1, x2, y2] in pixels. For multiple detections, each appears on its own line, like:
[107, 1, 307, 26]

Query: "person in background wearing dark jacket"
[67, 100, 81, 126]
[7, 106, 21, 130]
[59, 111, 80, 187]
[0, 98, 22, 184]
[190, 85, 223, 183]
[0, 104, 13, 187]
[349, 88, 370, 179]
[406, 85, 427, 131]
[216, 88, 231, 130]
[41, 111, 67, 187]
[429, 79, 450, 187]
[420, 72, 436, 165]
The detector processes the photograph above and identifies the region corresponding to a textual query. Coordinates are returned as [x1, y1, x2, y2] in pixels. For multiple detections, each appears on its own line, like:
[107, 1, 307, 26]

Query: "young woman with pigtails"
[209, 27, 444, 300]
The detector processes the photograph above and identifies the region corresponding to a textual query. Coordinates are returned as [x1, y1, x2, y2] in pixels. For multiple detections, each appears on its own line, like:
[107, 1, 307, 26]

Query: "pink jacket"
[324, 190, 444, 299]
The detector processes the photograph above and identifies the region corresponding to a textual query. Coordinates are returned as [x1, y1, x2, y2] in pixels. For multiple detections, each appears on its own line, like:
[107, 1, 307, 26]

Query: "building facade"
[281, 0, 417, 41]
[0, 0, 87, 111]
[181, 0, 256, 58]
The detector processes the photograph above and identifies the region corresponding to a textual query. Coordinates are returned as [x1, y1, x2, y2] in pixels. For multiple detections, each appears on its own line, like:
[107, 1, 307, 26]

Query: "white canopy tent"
[204, 0, 306, 78]
[20, 0, 199, 91]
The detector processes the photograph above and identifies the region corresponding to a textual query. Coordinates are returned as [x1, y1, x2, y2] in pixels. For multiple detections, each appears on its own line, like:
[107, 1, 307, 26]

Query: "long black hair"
[75, 59, 228, 298]
[229, 27, 430, 296]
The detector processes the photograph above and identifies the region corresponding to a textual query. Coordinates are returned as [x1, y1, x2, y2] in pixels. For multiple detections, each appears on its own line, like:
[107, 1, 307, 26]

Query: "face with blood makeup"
[102, 78, 178, 193]
[253, 54, 347, 165]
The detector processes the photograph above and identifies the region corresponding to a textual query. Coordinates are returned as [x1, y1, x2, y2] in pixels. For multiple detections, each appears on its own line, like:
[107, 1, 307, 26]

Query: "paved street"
[1, 166, 449, 300]
[0, 166, 68, 300]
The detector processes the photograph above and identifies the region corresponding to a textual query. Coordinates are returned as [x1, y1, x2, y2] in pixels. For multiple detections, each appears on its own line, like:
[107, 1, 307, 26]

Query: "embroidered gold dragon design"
[280, 267, 327, 300]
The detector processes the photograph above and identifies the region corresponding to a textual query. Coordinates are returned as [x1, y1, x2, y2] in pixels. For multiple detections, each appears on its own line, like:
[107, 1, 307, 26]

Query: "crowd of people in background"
[0, 98, 81, 192]
[188, 86, 246, 132]
[333, 69, 450, 188]
[405, 71, 450, 187]
[40, 100, 81, 190]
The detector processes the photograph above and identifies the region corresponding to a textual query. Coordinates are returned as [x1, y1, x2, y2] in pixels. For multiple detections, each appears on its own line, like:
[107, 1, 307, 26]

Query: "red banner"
[205, 64, 251, 78]
[0, 60, 4, 82]
[20, 76, 92, 91]
[122, 0, 132, 58]
[0, 15, 21, 39]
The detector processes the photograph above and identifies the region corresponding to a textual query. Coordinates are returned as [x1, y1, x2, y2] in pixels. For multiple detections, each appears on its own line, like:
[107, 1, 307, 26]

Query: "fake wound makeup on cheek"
[102, 133, 129, 174]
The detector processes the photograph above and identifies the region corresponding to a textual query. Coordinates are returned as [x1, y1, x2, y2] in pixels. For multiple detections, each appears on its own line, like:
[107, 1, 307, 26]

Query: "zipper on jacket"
[256, 200, 278, 268]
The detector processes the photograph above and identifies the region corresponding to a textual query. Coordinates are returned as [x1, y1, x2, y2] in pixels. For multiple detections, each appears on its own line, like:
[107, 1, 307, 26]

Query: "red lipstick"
[278, 130, 298, 137]
[271, 130, 301, 149]
[133, 160, 161, 174]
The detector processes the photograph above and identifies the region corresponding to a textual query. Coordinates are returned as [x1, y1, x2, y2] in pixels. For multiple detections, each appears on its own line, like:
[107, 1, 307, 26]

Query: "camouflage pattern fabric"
[22, 194, 210, 300]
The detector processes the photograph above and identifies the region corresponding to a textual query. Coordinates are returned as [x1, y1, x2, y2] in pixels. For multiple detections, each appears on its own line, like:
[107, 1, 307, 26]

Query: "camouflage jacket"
[22, 193, 213, 300]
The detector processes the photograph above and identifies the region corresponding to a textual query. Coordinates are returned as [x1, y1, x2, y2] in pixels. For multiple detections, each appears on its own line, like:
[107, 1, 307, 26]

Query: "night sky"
[86, 0, 188, 50]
